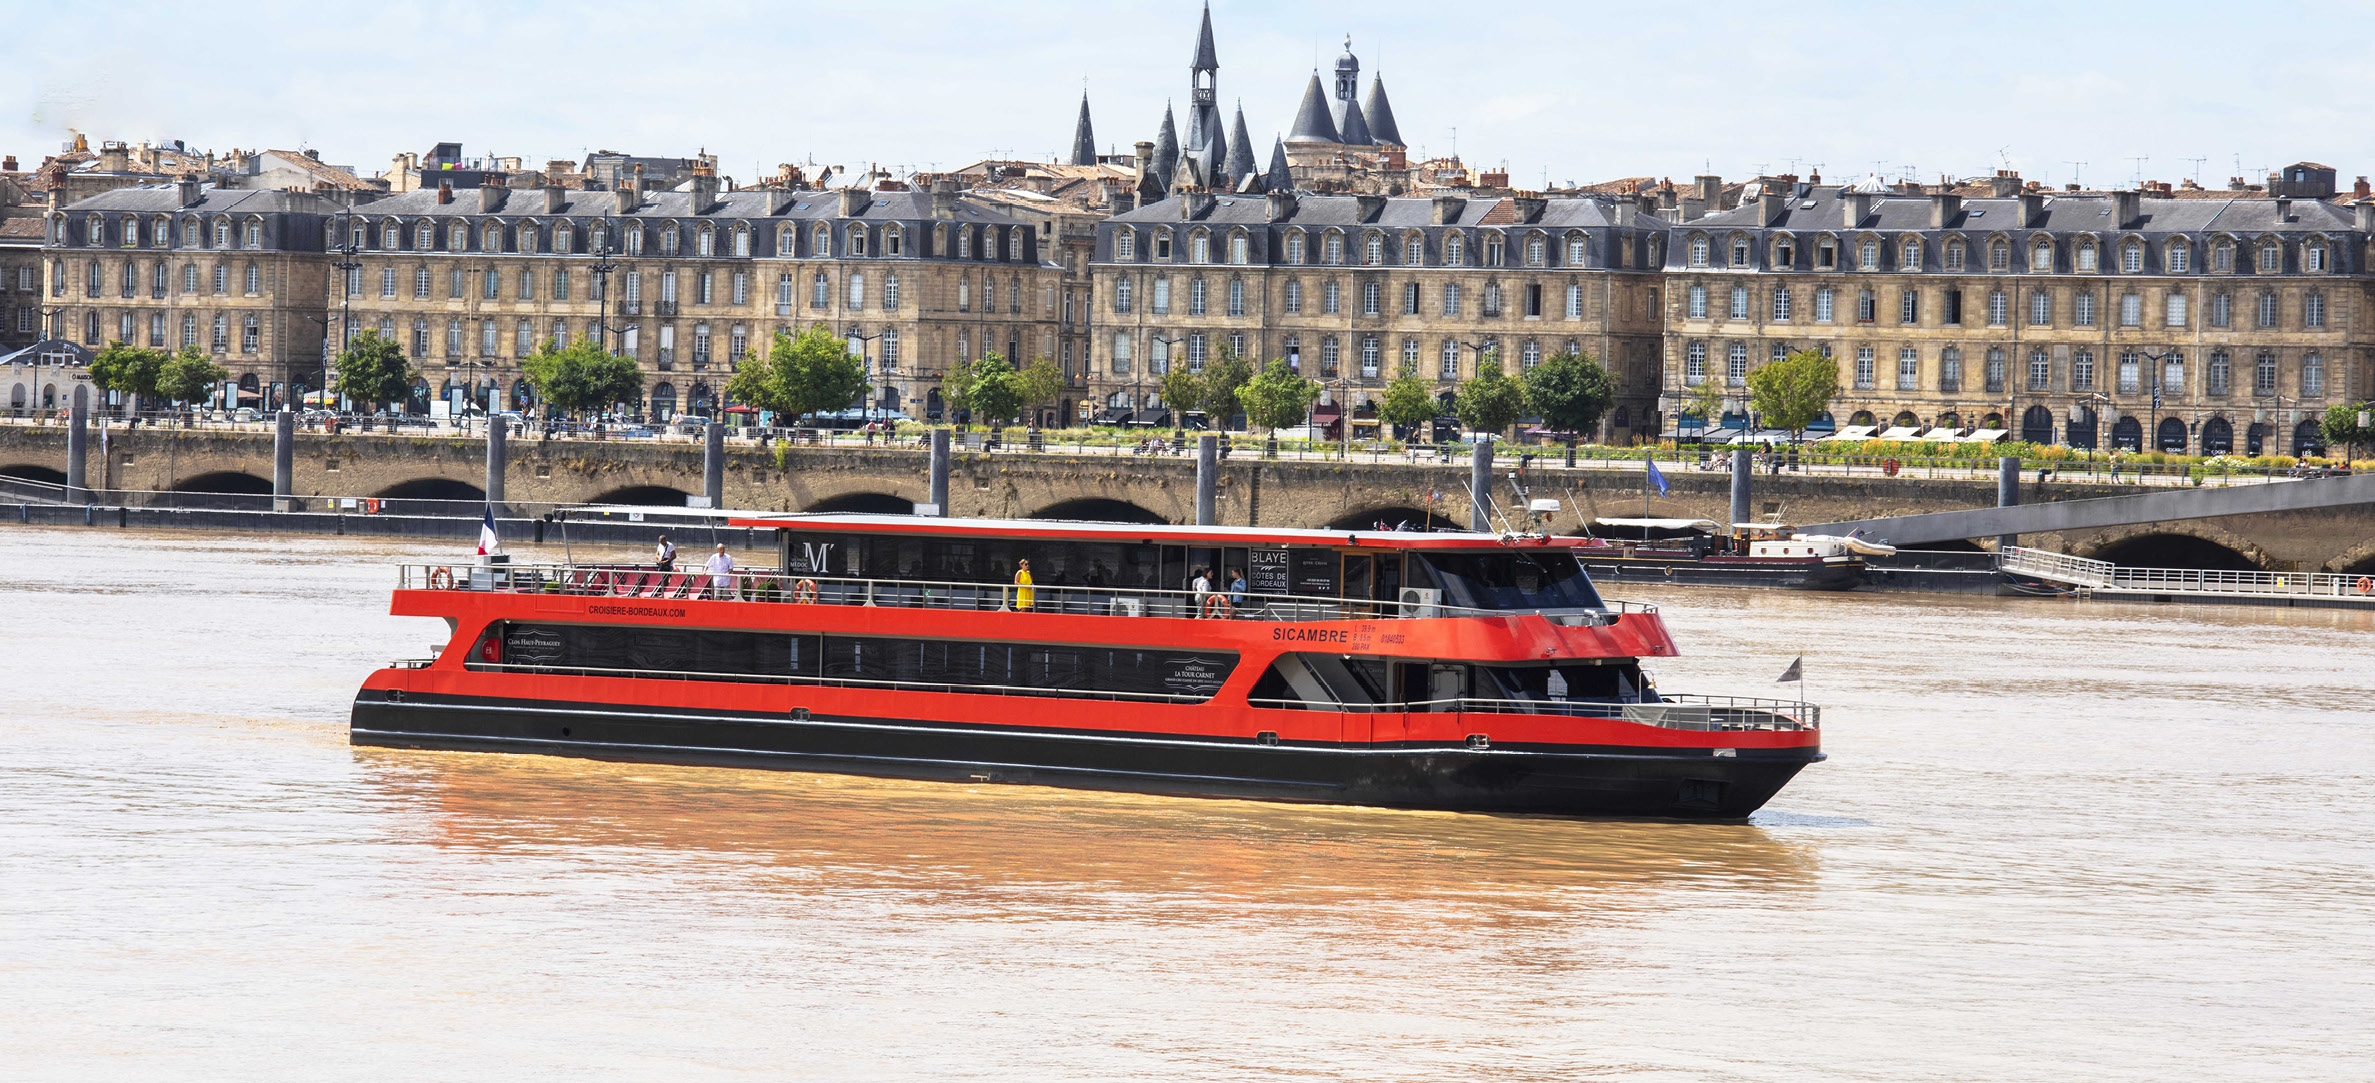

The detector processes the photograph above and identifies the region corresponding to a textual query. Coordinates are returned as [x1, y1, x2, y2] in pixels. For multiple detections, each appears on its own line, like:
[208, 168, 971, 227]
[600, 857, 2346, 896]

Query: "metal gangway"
[1999, 546, 2375, 608]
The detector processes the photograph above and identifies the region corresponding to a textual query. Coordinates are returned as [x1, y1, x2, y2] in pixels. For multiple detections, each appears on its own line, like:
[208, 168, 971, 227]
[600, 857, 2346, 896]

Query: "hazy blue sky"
[14, 0, 2371, 192]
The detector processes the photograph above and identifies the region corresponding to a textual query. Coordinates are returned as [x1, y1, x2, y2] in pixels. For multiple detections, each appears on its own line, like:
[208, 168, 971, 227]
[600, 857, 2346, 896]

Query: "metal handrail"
[394, 562, 1659, 623]
[1244, 692, 1817, 730]
[2004, 546, 2375, 599]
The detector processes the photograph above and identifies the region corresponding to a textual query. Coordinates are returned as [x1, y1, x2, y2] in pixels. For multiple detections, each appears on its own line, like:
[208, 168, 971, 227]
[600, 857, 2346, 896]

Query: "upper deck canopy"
[728, 512, 1571, 551]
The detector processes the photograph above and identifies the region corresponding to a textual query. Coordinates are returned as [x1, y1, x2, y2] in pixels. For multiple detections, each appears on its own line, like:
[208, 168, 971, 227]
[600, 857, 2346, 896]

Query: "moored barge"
[350, 514, 1823, 819]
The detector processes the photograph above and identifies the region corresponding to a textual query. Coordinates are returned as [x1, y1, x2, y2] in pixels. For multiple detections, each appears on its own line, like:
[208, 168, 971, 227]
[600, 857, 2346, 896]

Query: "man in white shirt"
[705, 544, 735, 599]
[1190, 567, 1212, 615]
[654, 534, 677, 571]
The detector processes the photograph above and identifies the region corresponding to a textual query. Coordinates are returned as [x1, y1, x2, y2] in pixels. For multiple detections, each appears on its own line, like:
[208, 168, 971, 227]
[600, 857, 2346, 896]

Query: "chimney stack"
[931, 176, 958, 220]
[438, 180, 454, 205]
[688, 171, 719, 216]
[542, 185, 565, 214]
[2112, 190, 2140, 229]
[1693, 174, 1722, 204]
[2355, 200, 2374, 235]
[1431, 195, 1465, 224]
[477, 184, 502, 213]
[1354, 194, 1387, 222]
[1266, 189, 1297, 222]
[1758, 190, 1785, 226]
[615, 179, 638, 215]
[2274, 197, 2292, 222]
[1841, 192, 1873, 228]
[2020, 192, 2047, 228]
[1929, 192, 1961, 228]
[837, 187, 868, 217]
[177, 177, 202, 207]
[1514, 195, 1548, 224]
[1, 156, 15, 171]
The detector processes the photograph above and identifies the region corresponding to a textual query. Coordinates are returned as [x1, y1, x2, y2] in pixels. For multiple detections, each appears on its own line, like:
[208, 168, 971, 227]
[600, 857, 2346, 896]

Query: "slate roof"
[1069, 95, 1097, 167]
[1224, 106, 1256, 185]
[1684, 186, 2360, 238]
[1151, 103, 1180, 188]
[1286, 74, 1340, 144]
[1263, 138, 1293, 192]
[58, 183, 344, 216]
[1362, 77, 1404, 146]
[1337, 96, 1374, 147]
[1110, 193, 1621, 231]
[1190, 2, 1218, 70]
[345, 185, 1029, 227]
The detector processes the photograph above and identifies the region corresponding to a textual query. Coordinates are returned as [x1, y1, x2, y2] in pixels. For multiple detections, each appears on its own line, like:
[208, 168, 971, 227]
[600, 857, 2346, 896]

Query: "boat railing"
[392, 562, 1658, 624]
[1244, 692, 1818, 731]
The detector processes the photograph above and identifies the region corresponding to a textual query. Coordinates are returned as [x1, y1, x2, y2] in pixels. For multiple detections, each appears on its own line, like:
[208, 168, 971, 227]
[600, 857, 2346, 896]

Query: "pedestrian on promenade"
[705, 544, 735, 599]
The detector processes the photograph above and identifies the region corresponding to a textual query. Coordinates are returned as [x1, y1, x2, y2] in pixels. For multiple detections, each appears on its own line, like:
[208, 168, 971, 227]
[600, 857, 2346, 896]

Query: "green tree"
[331, 329, 418, 413]
[1199, 347, 1255, 429]
[1455, 352, 1526, 437]
[1157, 365, 1203, 421]
[1745, 348, 1842, 441]
[523, 335, 645, 419]
[156, 347, 230, 406]
[954, 352, 1023, 428]
[1379, 371, 1438, 437]
[1016, 357, 1064, 426]
[721, 326, 863, 422]
[1521, 350, 1615, 457]
[88, 341, 167, 417]
[1235, 359, 1321, 433]
[2321, 401, 2374, 457]
[1680, 379, 1728, 444]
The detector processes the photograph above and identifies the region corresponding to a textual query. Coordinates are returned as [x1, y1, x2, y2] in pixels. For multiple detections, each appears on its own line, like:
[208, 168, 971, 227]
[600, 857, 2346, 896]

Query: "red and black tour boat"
[351, 514, 1823, 819]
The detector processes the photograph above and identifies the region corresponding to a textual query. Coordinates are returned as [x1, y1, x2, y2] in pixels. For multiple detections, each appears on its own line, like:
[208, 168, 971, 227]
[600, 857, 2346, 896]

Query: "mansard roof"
[1286, 74, 1340, 144]
[347, 186, 1028, 226]
[60, 183, 343, 216]
[1681, 186, 2363, 238]
[1107, 193, 1622, 231]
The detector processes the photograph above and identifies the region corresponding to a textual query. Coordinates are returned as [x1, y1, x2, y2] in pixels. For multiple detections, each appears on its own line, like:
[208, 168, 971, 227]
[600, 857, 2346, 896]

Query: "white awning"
[1877, 426, 1924, 440]
[1820, 425, 1878, 441]
[1963, 428, 2009, 443]
[1595, 517, 1721, 532]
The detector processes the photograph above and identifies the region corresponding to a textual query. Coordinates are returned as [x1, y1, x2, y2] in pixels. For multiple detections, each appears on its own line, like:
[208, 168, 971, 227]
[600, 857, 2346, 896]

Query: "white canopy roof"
[1594, 517, 1721, 532]
[1820, 425, 1878, 441]
[1877, 426, 1925, 440]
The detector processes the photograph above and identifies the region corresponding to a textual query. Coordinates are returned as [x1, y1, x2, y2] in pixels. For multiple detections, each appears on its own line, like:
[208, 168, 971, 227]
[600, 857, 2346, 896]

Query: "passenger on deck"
[654, 534, 677, 571]
[1012, 560, 1036, 610]
[705, 544, 734, 598]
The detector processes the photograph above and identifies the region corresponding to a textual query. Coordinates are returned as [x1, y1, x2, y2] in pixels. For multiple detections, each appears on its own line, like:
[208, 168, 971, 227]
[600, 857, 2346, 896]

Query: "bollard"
[1730, 447, 1752, 526]
[1195, 434, 1218, 525]
[1470, 439, 1494, 531]
[65, 385, 89, 502]
[1997, 455, 2021, 551]
[928, 429, 951, 515]
[702, 422, 724, 509]
[273, 409, 295, 512]
[485, 422, 507, 506]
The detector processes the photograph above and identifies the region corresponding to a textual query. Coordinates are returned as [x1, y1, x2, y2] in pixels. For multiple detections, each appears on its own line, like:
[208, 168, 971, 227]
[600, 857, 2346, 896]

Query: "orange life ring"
[2357, 576, 2372, 596]
[428, 566, 454, 590]
[1202, 593, 1234, 619]
[793, 579, 820, 604]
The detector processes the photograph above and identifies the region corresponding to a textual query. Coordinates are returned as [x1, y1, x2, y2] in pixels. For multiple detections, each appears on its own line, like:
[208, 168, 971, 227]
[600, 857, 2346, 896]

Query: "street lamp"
[588, 224, 620, 354]
[844, 329, 885, 426]
[327, 215, 362, 407]
[1148, 334, 1180, 430]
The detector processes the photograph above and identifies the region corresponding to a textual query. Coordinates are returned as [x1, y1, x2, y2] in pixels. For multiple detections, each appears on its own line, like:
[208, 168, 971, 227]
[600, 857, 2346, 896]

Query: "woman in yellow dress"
[1012, 559, 1035, 610]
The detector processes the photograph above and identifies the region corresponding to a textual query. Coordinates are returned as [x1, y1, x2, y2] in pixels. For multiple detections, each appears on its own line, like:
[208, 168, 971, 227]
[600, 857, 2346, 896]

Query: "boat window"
[490, 622, 1235, 702]
[1472, 661, 1646, 702]
[1417, 552, 1605, 611]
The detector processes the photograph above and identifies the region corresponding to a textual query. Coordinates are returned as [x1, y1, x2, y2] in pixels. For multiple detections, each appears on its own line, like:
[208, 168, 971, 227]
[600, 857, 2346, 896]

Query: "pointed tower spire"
[1191, 1, 1219, 71]
[1338, 97, 1373, 147]
[1285, 73, 1340, 144]
[1264, 136, 1293, 193]
[1069, 93, 1097, 166]
[1225, 104, 1256, 187]
[1362, 76, 1404, 147]
[1151, 102, 1180, 189]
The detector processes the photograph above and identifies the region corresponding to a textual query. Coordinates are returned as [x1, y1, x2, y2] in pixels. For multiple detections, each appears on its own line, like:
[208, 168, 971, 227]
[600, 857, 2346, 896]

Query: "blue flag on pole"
[1644, 458, 1671, 497]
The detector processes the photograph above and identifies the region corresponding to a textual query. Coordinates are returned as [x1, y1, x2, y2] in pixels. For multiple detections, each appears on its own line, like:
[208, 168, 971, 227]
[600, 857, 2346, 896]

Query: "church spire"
[1285, 73, 1339, 144]
[1225, 104, 1256, 189]
[1191, 1, 1219, 72]
[1362, 76, 1404, 147]
[1151, 101, 1180, 190]
[1069, 92, 1097, 166]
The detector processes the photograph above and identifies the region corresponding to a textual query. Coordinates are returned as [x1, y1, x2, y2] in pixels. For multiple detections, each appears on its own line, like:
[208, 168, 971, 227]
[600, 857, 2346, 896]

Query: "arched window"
[1525, 233, 1545, 267]
[482, 222, 503, 251]
[2305, 240, 2329, 272]
[2030, 239, 2053, 271]
[659, 222, 680, 256]
[448, 223, 468, 252]
[2258, 239, 2281, 273]
[1485, 234, 1505, 267]
[516, 221, 539, 254]
[2166, 238, 2191, 273]
[2212, 238, 2235, 272]
[697, 224, 715, 257]
[2121, 238, 2144, 273]
[1686, 234, 1708, 267]
[1365, 232, 1384, 266]
[1445, 232, 1465, 266]
[1188, 229, 1210, 264]
[1566, 233, 1588, 266]
[1864, 238, 1884, 270]
[1406, 232, 1426, 266]
[414, 222, 433, 251]
[1987, 239, 2008, 271]
[1228, 230, 1248, 265]
[848, 224, 867, 257]
[885, 225, 902, 256]
[959, 228, 974, 259]
[1900, 237, 1922, 270]
[813, 223, 831, 256]
[554, 221, 573, 255]
[1322, 230, 1344, 265]
[1943, 238, 1965, 270]
[1282, 230, 1303, 264]
[1730, 235, 1750, 267]
[1115, 228, 1137, 261]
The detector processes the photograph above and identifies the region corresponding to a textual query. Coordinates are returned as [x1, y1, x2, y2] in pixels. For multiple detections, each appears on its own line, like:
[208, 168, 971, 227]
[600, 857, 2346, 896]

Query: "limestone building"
[1091, 190, 1668, 438]
[331, 171, 1059, 421]
[1660, 175, 2375, 456]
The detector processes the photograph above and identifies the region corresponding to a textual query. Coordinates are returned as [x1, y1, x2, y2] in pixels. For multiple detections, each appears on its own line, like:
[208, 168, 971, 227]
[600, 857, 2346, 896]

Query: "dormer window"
[1323, 231, 1344, 265]
[848, 225, 866, 257]
[1228, 231, 1248, 264]
[1524, 234, 1545, 267]
[87, 214, 105, 246]
[2306, 242, 2327, 272]
[1816, 238, 1837, 269]
[2030, 241, 2053, 272]
[2258, 240, 2280, 273]
[659, 223, 680, 256]
[1484, 235, 1505, 267]
[2076, 241, 2098, 272]
[2212, 239, 2234, 272]
[1988, 239, 2009, 271]
[1364, 232, 1384, 265]
[1285, 230, 1305, 264]
[2166, 238, 2190, 273]
[1900, 237, 1922, 270]
[1446, 233, 1466, 266]
[1566, 234, 1588, 266]
[2121, 238, 2143, 273]
[1773, 236, 1795, 267]
[1153, 228, 1172, 261]
[1687, 235, 1709, 267]
[1729, 236, 1749, 267]
[730, 226, 746, 257]
[886, 225, 903, 256]
[1190, 229, 1210, 264]
[1943, 238, 1965, 270]
[1860, 239, 1880, 271]
[1407, 232, 1426, 266]
[1115, 229, 1136, 260]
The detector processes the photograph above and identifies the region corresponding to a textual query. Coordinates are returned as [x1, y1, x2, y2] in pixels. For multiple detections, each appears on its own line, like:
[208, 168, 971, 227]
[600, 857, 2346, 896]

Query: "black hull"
[1579, 556, 1865, 591]
[350, 692, 1819, 820]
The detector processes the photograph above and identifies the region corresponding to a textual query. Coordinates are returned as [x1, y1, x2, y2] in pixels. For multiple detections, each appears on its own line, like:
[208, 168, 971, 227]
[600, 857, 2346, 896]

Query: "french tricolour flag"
[477, 506, 499, 556]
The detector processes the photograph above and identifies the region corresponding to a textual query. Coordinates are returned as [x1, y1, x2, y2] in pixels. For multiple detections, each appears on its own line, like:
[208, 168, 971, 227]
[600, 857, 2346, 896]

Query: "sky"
[13, 0, 2375, 193]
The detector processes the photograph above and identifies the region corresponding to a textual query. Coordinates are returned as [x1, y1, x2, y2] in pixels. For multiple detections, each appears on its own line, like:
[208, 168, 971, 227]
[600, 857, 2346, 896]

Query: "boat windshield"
[1417, 551, 1605, 612]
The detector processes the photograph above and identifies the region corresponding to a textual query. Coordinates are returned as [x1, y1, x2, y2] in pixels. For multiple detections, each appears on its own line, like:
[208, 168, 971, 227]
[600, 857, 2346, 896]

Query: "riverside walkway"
[2000, 546, 2375, 609]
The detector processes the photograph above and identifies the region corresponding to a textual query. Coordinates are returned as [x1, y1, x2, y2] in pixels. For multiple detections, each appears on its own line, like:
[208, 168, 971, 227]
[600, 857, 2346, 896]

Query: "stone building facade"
[40, 180, 336, 408]
[1091, 190, 1668, 437]
[325, 174, 1059, 420]
[1661, 181, 2375, 455]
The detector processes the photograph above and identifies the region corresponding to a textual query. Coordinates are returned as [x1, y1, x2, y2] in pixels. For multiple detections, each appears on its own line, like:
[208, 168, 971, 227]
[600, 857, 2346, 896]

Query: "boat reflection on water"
[356, 747, 1819, 910]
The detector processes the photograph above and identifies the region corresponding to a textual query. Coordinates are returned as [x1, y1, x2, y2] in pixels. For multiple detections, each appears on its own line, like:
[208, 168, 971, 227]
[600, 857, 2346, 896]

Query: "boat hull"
[1577, 554, 1866, 591]
[351, 690, 1819, 821]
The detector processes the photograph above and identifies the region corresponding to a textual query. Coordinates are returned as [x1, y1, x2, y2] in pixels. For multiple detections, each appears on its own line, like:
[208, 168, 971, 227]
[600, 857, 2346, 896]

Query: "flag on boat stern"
[1776, 655, 1803, 683]
[1644, 458, 1671, 497]
[477, 506, 499, 555]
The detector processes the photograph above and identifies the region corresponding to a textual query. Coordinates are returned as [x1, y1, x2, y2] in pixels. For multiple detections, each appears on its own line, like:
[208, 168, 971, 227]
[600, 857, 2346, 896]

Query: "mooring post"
[65, 384, 89, 503]
[928, 429, 951, 515]
[1195, 434, 1218, 525]
[702, 422, 724, 509]
[273, 409, 295, 512]
[1470, 439, 1494, 531]
[1997, 454, 2021, 551]
[1730, 447, 1751, 526]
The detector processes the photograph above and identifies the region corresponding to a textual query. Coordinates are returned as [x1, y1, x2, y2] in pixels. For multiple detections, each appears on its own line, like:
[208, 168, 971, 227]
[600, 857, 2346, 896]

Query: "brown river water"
[2, 527, 2370, 1081]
